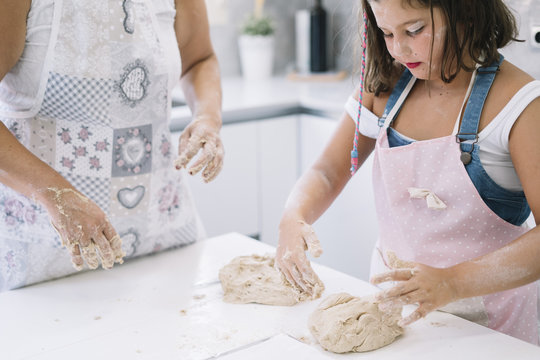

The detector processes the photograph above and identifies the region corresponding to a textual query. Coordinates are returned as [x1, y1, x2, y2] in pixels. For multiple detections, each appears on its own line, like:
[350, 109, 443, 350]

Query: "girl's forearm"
[451, 226, 540, 299]
[280, 167, 346, 227]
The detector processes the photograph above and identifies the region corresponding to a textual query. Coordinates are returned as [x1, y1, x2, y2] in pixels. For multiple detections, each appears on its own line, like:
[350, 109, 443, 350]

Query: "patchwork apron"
[0, 0, 204, 291]
[371, 60, 538, 344]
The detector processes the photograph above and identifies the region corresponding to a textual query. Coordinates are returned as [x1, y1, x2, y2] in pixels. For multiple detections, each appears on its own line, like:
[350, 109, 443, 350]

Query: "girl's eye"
[406, 26, 424, 36]
[382, 32, 393, 38]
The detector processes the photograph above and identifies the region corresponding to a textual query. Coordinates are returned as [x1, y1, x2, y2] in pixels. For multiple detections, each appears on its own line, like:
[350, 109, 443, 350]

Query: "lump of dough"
[309, 292, 403, 353]
[219, 254, 324, 306]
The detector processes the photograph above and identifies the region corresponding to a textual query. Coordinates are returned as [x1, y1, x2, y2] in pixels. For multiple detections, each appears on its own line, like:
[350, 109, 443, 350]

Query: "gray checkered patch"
[40, 72, 112, 126]
[61, 173, 110, 213]
[170, 220, 198, 247]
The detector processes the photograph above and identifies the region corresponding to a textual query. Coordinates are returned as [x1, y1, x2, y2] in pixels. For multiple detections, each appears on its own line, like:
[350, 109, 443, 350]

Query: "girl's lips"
[406, 62, 421, 69]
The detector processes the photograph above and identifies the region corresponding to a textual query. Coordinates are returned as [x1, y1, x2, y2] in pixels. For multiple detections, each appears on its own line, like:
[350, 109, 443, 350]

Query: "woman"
[0, 0, 224, 290]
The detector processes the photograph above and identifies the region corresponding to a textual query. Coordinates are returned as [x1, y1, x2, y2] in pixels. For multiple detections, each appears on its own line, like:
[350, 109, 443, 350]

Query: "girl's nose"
[393, 36, 412, 57]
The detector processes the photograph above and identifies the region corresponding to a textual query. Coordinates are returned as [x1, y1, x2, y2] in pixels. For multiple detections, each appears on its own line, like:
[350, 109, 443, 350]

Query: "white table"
[1, 233, 539, 359]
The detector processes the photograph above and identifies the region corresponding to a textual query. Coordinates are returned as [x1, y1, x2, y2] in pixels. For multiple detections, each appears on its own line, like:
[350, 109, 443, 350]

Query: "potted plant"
[238, 0, 275, 81]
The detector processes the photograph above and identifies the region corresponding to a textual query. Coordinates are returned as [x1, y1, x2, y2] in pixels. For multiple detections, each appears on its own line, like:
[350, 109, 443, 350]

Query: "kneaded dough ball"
[309, 292, 403, 353]
[219, 254, 324, 306]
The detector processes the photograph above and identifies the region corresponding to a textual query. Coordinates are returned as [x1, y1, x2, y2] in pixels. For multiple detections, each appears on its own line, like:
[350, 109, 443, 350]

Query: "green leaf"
[240, 14, 275, 36]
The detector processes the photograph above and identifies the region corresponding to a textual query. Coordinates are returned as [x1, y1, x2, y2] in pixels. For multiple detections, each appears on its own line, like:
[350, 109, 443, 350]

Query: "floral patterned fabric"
[0, 0, 205, 291]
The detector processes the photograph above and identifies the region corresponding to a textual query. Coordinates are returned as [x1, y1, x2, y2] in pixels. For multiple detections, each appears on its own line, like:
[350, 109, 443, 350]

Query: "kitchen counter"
[170, 77, 356, 131]
[1, 233, 539, 359]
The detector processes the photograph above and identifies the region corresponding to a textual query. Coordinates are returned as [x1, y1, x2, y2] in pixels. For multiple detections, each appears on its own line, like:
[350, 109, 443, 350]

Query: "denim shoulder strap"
[457, 54, 504, 147]
[378, 69, 414, 127]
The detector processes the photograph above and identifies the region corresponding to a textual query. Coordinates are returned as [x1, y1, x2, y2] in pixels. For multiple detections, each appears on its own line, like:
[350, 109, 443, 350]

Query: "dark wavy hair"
[360, 0, 521, 95]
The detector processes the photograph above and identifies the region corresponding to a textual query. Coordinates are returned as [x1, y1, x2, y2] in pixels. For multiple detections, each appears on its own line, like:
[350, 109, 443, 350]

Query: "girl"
[276, 0, 540, 344]
[0, 0, 224, 291]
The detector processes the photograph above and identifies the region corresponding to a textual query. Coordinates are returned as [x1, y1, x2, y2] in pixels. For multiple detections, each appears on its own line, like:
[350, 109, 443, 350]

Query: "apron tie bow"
[407, 187, 447, 210]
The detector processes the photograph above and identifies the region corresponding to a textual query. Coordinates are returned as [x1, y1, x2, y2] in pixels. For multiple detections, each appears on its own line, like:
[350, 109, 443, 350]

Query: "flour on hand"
[309, 292, 403, 353]
[219, 254, 324, 306]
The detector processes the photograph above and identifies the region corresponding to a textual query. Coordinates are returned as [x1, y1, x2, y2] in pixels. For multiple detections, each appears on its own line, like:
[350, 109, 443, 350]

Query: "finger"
[397, 305, 428, 327]
[378, 299, 402, 313]
[187, 144, 215, 176]
[290, 264, 311, 294]
[78, 230, 92, 248]
[202, 158, 221, 183]
[304, 232, 322, 258]
[103, 222, 125, 264]
[81, 242, 99, 270]
[93, 232, 114, 270]
[202, 147, 224, 182]
[110, 235, 125, 264]
[294, 258, 318, 287]
[370, 268, 416, 284]
[376, 283, 417, 302]
[176, 135, 203, 170]
[277, 262, 297, 289]
[175, 129, 192, 167]
[68, 244, 84, 271]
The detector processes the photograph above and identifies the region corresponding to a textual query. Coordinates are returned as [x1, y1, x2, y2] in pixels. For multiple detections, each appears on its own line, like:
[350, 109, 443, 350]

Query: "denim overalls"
[383, 56, 530, 226]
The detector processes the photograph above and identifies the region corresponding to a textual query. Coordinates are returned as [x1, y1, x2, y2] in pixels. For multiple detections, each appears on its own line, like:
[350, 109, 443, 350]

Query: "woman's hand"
[40, 187, 125, 270]
[371, 263, 459, 327]
[275, 218, 323, 295]
[174, 116, 224, 183]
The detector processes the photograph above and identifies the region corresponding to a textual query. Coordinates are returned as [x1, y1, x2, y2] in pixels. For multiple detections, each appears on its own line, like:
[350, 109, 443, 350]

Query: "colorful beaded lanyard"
[350, 10, 368, 175]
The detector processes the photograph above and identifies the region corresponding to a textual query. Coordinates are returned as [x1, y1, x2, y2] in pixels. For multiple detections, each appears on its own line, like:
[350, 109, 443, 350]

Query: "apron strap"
[456, 54, 504, 150]
[378, 69, 415, 129]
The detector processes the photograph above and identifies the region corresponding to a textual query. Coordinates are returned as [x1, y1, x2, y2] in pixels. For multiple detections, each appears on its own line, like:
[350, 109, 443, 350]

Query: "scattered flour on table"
[218, 254, 324, 306]
[309, 292, 403, 353]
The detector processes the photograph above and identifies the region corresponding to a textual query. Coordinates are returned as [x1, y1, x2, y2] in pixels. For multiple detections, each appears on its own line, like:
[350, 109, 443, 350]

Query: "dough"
[219, 254, 324, 306]
[309, 292, 403, 353]
[386, 250, 415, 269]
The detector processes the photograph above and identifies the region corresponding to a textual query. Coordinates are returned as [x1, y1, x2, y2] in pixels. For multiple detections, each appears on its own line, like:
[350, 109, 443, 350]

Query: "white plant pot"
[238, 35, 275, 81]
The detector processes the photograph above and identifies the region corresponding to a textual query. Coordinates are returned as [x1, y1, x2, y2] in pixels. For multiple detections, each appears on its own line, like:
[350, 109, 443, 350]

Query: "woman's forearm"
[179, 53, 222, 127]
[0, 122, 72, 205]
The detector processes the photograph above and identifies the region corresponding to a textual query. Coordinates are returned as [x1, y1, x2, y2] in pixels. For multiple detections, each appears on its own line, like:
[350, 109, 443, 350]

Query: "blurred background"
[205, 0, 540, 79]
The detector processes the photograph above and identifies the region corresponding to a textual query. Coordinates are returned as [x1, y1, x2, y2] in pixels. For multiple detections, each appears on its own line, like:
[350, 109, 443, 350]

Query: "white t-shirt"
[345, 80, 540, 192]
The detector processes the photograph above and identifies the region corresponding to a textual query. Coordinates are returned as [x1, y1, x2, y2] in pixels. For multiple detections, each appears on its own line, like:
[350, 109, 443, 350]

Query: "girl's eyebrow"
[379, 19, 424, 31]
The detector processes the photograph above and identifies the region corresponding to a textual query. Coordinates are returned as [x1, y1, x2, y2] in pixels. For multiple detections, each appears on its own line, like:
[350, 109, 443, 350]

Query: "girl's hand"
[275, 219, 323, 295]
[40, 188, 125, 270]
[174, 116, 224, 183]
[371, 263, 459, 327]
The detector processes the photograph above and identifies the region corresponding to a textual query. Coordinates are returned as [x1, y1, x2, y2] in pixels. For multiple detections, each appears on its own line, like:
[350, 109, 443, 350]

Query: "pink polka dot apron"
[0, 0, 204, 291]
[371, 59, 538, 344]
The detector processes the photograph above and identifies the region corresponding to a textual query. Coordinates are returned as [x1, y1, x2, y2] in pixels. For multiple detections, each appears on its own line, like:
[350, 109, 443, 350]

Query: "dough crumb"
[179, 309, 187, 316]
[309, 292, 403, 353]
[219, 254, 324, 306]
[430, 321, 446, 327]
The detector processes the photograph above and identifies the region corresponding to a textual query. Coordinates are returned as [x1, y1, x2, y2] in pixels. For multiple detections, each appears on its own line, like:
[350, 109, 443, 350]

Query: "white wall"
[501, 0, 540, 79]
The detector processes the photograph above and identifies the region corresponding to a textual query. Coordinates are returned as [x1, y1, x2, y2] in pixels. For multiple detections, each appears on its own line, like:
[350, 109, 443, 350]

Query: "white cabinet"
[299, 114, 378, 281]
[173, 121, 259, 238]
[258, 116, 299, 246]
[173, 115, 299, 241]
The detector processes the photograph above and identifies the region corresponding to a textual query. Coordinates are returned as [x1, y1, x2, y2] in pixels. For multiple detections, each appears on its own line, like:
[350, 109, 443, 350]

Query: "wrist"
[192, 112, 222, 129]
[279, 214, 306, 230]
[445, 263, 471, 300]
[32, 177, 76, 210]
